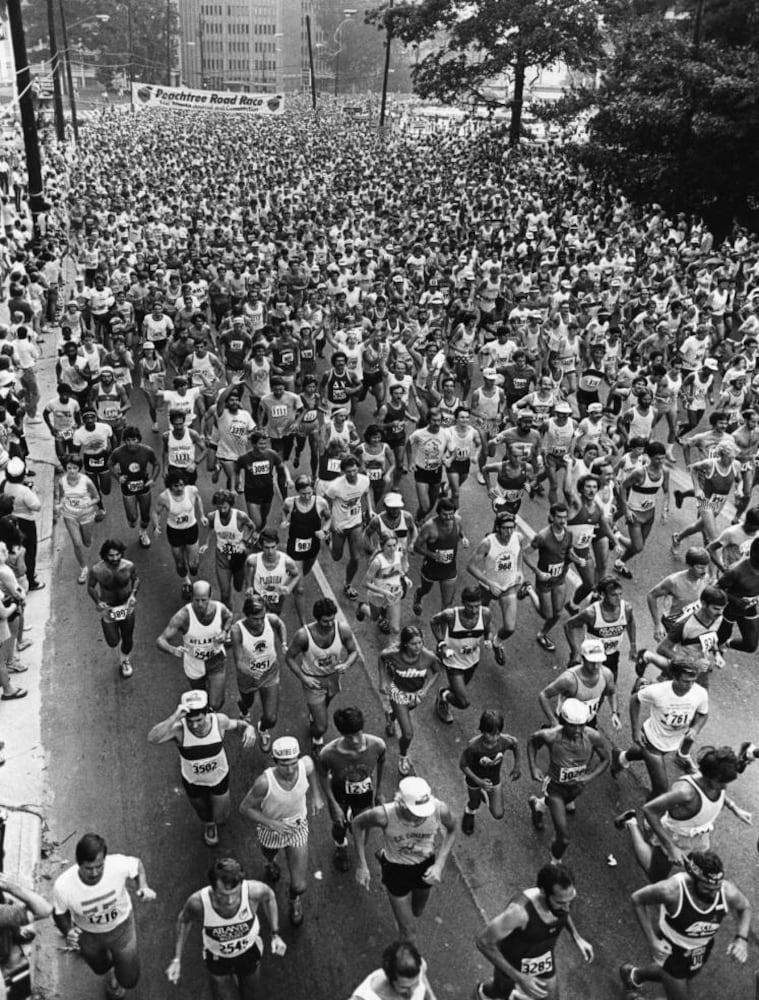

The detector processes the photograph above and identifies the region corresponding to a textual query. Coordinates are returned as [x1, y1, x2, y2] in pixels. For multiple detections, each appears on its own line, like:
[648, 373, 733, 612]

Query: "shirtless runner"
[87, 538, 139, 679]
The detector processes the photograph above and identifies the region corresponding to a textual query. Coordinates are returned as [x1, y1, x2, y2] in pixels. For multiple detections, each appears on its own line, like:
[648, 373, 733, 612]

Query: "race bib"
[558, 764, 586, 782]
[271, 405, 287, 418]
[102, 405, 120, 420]
[327, 458, 341, 473]
[127, 479, 145, 493]
[174, 514, 189, 525]
[547, 561, 564, 577]
[345, 776, 372, 795]
[192, 760, 217, 776]
[368, 467, 383, 481]
[295, 537, 312, 553]
[251, 461, 270, 475]
[520, 952, 553, 976]
[698, 631, 718, 653]
[437, 549, 453, 564]
[664, 710, 690, 728]
[109, 605, 129, 621]
[60, 426, 75, 440]
[87, 455, 106, 469]
[302, 409, 317, 423]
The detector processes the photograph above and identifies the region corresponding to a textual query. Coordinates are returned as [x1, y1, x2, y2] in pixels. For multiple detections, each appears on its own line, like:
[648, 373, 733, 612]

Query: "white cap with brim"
[6, 457, 24, 477]
[181, 689, 208, 714]
[704, 358, 719, 371]
[581, 637, 606, 662]
[398, 776, 435, 817]
[560, 697, 591, 725]
[272, 736, 300, 761]
[384, 493, 404, 509]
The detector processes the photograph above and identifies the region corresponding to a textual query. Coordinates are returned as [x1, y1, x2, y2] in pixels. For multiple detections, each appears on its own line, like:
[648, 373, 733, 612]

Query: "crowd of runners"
[1, 99, 759, 999]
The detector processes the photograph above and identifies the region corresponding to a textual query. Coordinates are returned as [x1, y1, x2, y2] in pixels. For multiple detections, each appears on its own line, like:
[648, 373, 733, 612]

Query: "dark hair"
[313, 597, 337, 619]
[165, 469, 187, 489]
[700, 586, 727, 607]
[242, 595, 266, 616]
[207, 856, 243, 889]
[461, 585, 481, 602]
[75, 833, 107, 864]
[381, 941, 422, 982]
[123, 425, 142, 441]
[697, 746, 738, 784]
[744, 506, 759, 531]
[536, 863, 574, 896]
[399, 624, 423, 650]
[437, 498, 456, 514]
[333, 706, 364, 735]
[479, 708, 504, 734]
[99, 538, 126, 559]
[549, 503, 568, 518]
[258, 528, 279, 546]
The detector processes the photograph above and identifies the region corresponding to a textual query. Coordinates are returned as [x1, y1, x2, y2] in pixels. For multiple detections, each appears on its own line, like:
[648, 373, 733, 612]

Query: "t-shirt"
[325, 474, 370, 531]
[639, 681, 709, 752]
[53, 854, 138, 933]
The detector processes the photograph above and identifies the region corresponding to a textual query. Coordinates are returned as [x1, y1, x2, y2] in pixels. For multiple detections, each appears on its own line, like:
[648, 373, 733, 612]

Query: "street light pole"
[333, 11, 355, 99]
[379, 0, 394, 130]
[6, 0, 45, 242]
[305, 13, 316, 110]
[46, 0, 65, 140]
[58, 0, 78, 144]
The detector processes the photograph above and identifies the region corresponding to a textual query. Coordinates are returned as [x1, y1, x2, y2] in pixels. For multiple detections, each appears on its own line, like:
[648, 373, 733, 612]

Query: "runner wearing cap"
[431, 588, 492, 724]
[239, 736, 324, 927]
[539, 401, 577, 505]
[527, 699, 610, 858]
[538, 637, 620, 729]
[620, 850, 750, 998]
[362, 492, 417, 559]
[137, 341, 165, 432]
[286, 597, 359, 751]
[465, 515, 525, 665]
[352, 776, 456, 943]
[86, 539, 139, 679]
[475, 864, 594, 1000]
[148, 688, 255, 846]
[564, 575, 636, 681]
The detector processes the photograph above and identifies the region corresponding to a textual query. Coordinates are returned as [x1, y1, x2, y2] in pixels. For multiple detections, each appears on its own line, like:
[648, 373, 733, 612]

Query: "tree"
[368, 0, 605, 145]
[566, 4, 759, 229]
[20, 0, 178, 90]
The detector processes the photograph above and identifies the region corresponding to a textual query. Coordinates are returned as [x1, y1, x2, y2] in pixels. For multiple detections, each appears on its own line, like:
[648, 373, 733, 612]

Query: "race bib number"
[347, 501, 361, 518]
[497, 556, 514, 572]
[88, 908, 120, 927]
[218, 938, 249, 956]
[547, 561, 564, 577]
[639, 498, 655, 510]
[295, 537, 312, 553]
[688, 946, 706, 971]
[327, 458, 341, 473]
[102, 405, 120, 420]
[127, 479, 145, 493]
[172, 449, 192, 467]
[87, 455, 106, 470]
[109, 605, 129, 621]
[437, 549, 453, 564]
[271, 405, 287, 418]
[698, 631, 718, 653]
[520, 952, 553, 976]
[368, 467, 383, 481]
[60, 426, 75, 440]
[250, 657, 272, 678]
[280, 351, 294, 366]
[229, 340, 243, 351]
[192, 761, 217, 776]
[345, 776, 372, 795]
[558, 764, 586, 783]
[664, 710, 690, 728]
[302, 409, 317, 423]
[174, 514, 189, 525]
[251, 461, 270, 475]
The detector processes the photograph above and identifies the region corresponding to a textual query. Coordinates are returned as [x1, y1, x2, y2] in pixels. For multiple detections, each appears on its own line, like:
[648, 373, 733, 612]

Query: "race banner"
[131, 83, 285, 115]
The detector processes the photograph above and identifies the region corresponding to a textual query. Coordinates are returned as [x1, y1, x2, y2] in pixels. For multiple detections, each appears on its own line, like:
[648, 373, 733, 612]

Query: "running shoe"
[289, 895, 304, 926]
[211, 467, 220, 483]
[95, 508, 106, 522]
[312, 736, 324, 753]
[613, 808, 637, 830]
[151, 422, 159, 432]
[528, 796, 545, 831]
[436, 689, 454, 725]
[619, 964, 639, 991]
[77, 566, 88, 584]
[398, 755, 412, 776]
[120, 659, 133, 679]
[355, 602, 367, 622]
[413, 592, 423, 616]
[385, 713, 396, 737]
[139, 530, 151, 548]
[611, 747, 624, 779]
[264, 860, 281, 883]
[203, 823, 219, 846]
[517, 581, 532, 600]
[258, 729, 272, 754]
[613, 559, 633, 579]
[493, 644, 505, 666]
[536, 633, 556, 652]
[343, 584, 358, 601]
[461, 811, 475, 836]
[673, 489, 684, 509]
[181, 581, 193, 602]
[476, 470, 486, 485]
[670, 532, 681, 554]
[105, 972, 126, 1000]
[634, 649, 649, 678]
[737, 741, 756, 772]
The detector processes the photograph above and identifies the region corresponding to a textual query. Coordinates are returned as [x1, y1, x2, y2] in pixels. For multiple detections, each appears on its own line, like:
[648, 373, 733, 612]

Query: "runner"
[108, 426, 159, 548]
[620, 851, 750, 999]
[52, 833, 156, 1000]
[200, 489, 256, 609]
[229, 595, 286, 755]
[716, 537, 759, 653]
[72, 408, 112, 519]
[156, 580, 232, 711]
[459, 709, 520, 836]
[152, 471, 208, 600]
[537, 637, 620, 729]
[53, 455, 100, 583]
[235, 430, 288, 532]
[646, 548, 711, 640]
[205, 385, 256, 491]
[285, 597, 359, 751]
[431, 587, 492, 723]
[412, 498, 469, 616]
[244, 529, 300, 616]
[564, 575, 637, 681]
[239, 736, 324, 927]
[162, 409, 205, 484]
[474, 864, 594, 1000]
[618, 440, 670, 576]
[148, 689, 256, 846]
[280, 474, 331, 620]
[348, 941, 437, 1000]
[522, 504, 577, 653]
[406, 408, 447, 523]
[352, 776, 456, 944]
[324, 455, 372, 601]
[356, 533, 411, 636]
[317, 706, 387, 872]
[86, 539, 139, 678]
[167, 855, 286, 999]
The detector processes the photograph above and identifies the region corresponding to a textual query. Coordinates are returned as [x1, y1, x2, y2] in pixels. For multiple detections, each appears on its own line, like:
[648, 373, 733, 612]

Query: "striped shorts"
[257, 816, 309, 850]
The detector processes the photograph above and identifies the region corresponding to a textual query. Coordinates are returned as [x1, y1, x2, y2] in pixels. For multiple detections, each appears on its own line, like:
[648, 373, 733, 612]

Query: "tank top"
[578, 366, 604, 393]
[498, 889, 569, 981]
[183, 602, 224, 679]
[236, 617, 278, 681]
[382, 400, 407, 441]
[445, 607, 485, 670]
[627, 406, 654, 440]
[557, 666, 606, 722]
[543, 418, 574, 459]
[190, 352, 218, 390]
[566, 504, 598, 553]
[167, 428, 195, 469]
[496, 463, 528, 508]
[659, 873, 728, 950]
[352, 964, 427, 1000]
[260, 760, 308, 823]
[660, 775, 725, 850]
[472, 387, 500, 420]
[287, 499, 322, 558]
[326, 370, 350, 406]
[627, 466, 663, 512]
[59, 475, 93, 517]
[357, 444, 387, 483]
[200, 882, 261, 961]
[535, 527, 570, 579]
[425, 520, 459, 568]
[438, 395, 460, 427]
[381, 800, 441, 865]
[302, 624, 345, 676]
[211, 508, 246, 556]
[166, 487, 197, 530]
[96, 385, 122, 423]
[586, 599, 628, 655]
[483, 533, 521, 589]
[178, 714, 229, 786]
[216, 410, 254, 459]
[547, 728, 594, 784]
[377, 512, 410, 547]
[251, 552, 288, 607]
[700, 460, 735, 498]
[369, 551, 404, 601]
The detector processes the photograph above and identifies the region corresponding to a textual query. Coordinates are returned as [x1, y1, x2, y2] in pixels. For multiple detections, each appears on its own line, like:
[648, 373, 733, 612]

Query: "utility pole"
[379, 0, 394, 131]
[305, 14, 316, 110]
[46, 0, 65, 141]
[58, 0, 78, 144]
[6, 0, 45, 242]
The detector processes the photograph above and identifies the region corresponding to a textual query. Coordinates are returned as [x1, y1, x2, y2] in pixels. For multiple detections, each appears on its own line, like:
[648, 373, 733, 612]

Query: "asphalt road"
[37, 386, 759, 1000]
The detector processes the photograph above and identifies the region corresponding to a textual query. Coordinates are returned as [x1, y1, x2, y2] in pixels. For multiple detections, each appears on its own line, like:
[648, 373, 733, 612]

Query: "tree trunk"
[509, 51, 526, 148]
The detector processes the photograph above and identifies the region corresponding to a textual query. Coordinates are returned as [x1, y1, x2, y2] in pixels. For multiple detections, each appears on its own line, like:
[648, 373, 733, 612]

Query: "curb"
[0, 804, 43, 883]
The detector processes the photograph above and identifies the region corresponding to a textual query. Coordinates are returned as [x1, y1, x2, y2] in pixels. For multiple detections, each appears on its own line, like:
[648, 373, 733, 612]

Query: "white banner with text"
[131, 83, 285, 114]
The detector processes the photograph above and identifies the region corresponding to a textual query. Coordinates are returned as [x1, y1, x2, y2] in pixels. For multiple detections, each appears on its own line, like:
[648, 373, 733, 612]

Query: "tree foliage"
[368, 0, 605, 143]
[20, 0, 178, 89]
[568, 4, 759, 228]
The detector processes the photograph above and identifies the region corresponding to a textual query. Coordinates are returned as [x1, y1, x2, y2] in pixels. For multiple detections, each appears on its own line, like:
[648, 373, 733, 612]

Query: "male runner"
[431, 587, 492, 724]
[86, 539, 139, 678]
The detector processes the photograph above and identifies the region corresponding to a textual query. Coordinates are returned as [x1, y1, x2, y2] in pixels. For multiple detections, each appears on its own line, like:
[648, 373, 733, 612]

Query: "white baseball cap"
[180, 689, 208, 714]
[581, 637, 606, 662]
[398, 776, 435, 817]
[384, 492, 404, 509]
[272, 736, 300, 761]
[560, 698, 590, 725]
